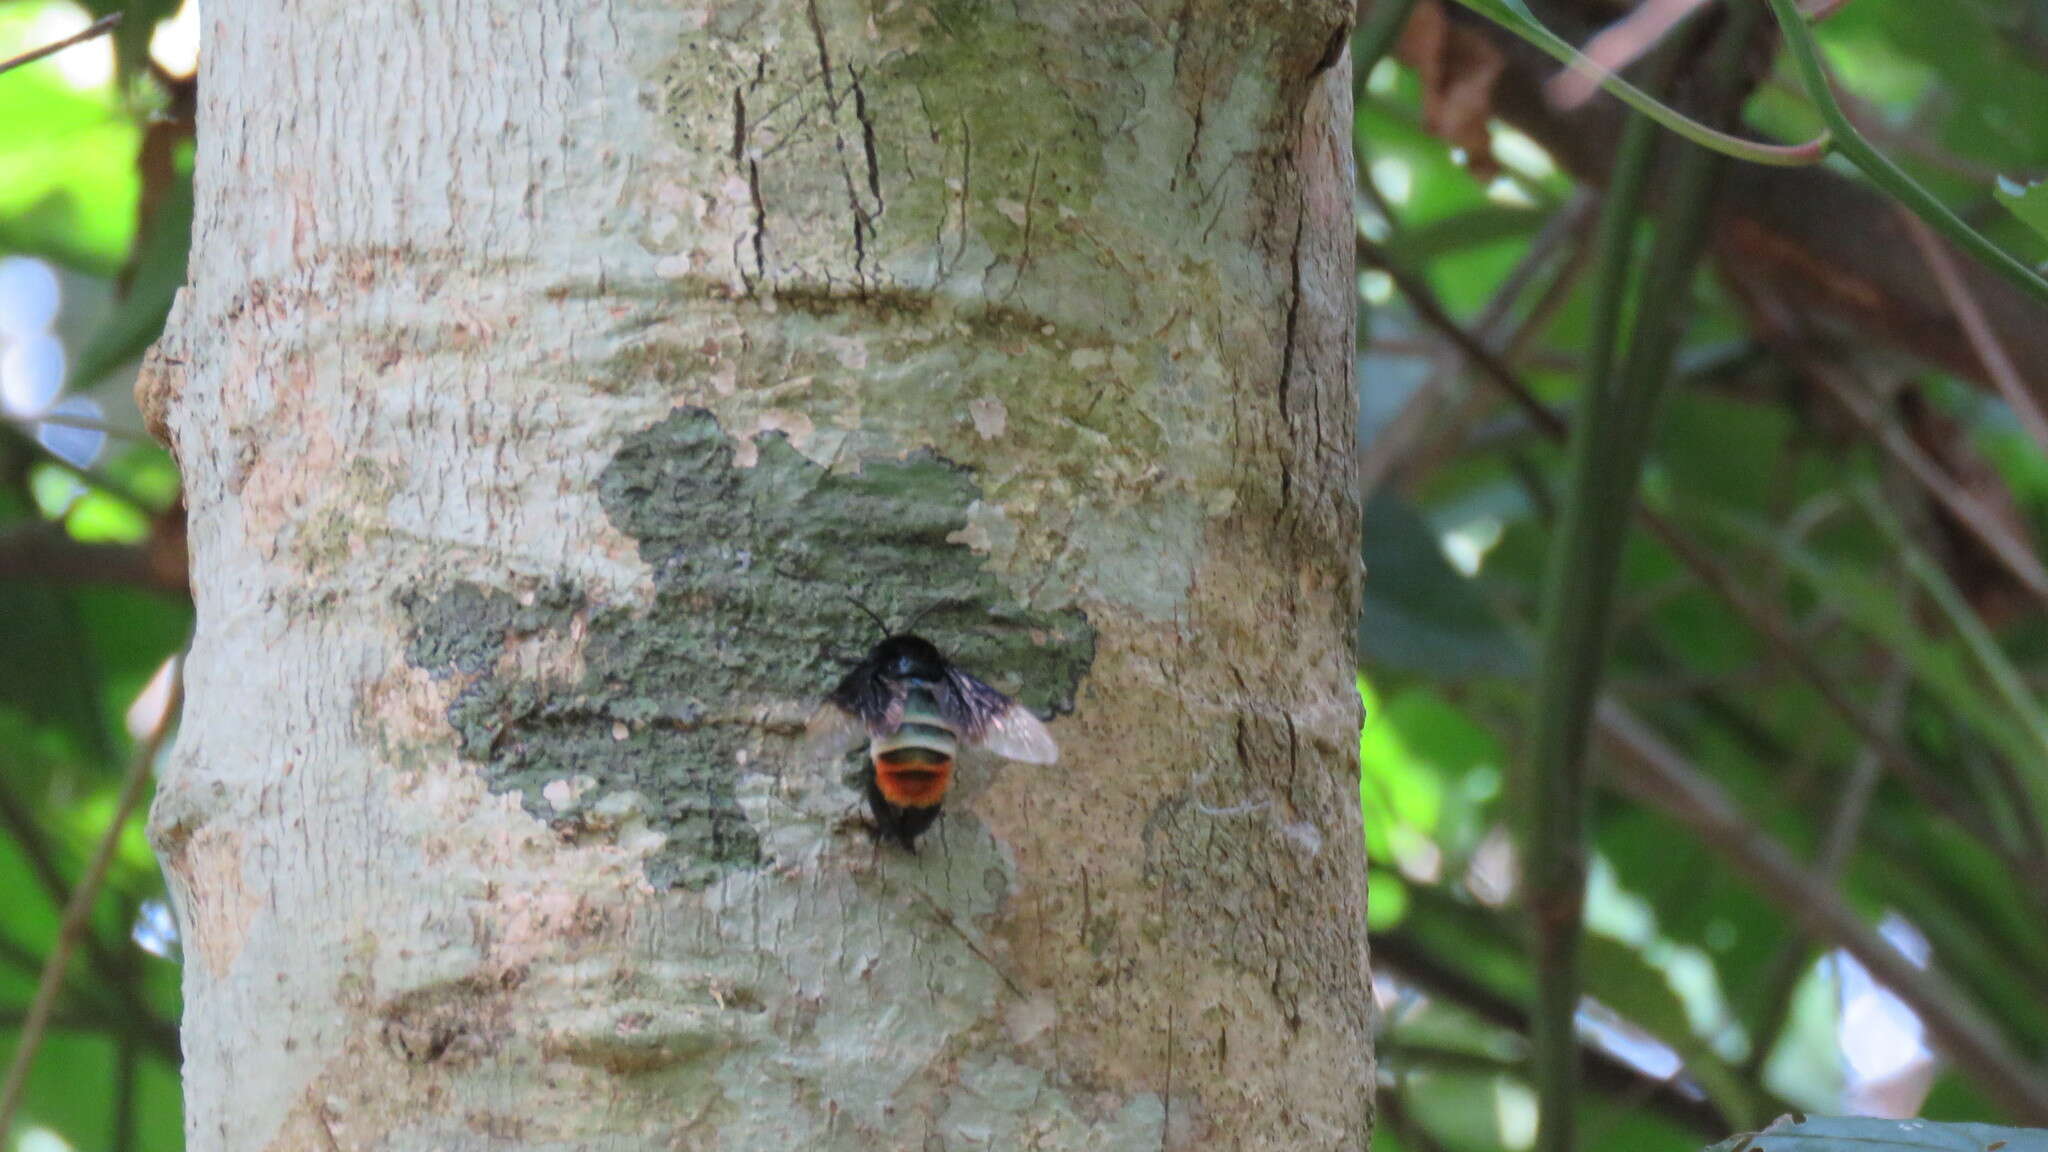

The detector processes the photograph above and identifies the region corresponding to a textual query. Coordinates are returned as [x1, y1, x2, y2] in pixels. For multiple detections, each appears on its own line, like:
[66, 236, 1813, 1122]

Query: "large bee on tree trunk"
[805, 602, 1058, 850]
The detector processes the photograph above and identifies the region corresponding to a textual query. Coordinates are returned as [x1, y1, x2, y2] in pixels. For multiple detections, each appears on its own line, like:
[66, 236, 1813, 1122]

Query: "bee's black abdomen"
[862, 773, 943, 851]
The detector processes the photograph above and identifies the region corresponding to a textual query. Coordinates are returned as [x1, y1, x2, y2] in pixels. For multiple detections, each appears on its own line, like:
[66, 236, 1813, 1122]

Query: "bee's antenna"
[845, 594, 892, 638]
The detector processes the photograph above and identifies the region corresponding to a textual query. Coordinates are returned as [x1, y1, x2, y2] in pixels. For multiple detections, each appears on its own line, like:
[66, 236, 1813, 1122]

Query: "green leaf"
[1995, 176, 2048, 250]
[1388, 205, 1548, 266]
[1706, 1115, 2048, 1152]
[0, 585, 110, 762]
[1361, 490, 1532, 680]
[0, 7, 141, 274]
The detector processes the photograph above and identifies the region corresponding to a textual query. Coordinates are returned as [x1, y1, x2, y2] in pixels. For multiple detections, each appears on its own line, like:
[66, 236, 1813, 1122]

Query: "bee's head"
[873, 634, 947, 681]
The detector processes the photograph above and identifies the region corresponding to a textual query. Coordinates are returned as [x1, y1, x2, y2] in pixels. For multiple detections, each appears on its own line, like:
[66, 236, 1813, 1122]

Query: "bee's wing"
[979, 702, 1059, 764]
[944, 667, 1059, 765]
[801, 704, 869, 763]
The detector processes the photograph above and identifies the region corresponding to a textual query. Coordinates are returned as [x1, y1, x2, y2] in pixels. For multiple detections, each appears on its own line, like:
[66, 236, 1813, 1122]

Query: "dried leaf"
[1397, 2, 1506, 180]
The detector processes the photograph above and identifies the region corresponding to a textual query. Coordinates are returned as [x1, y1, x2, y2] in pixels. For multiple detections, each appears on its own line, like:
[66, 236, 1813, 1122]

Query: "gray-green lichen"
[402, 407, 1092, 889]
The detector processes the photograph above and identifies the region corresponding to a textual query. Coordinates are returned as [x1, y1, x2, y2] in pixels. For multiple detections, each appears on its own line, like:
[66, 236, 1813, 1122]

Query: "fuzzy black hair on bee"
[804, 599, 1058, 850]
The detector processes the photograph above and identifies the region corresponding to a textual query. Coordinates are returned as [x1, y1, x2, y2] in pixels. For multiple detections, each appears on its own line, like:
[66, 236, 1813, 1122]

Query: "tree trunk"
[140, 0, 1370, 1148]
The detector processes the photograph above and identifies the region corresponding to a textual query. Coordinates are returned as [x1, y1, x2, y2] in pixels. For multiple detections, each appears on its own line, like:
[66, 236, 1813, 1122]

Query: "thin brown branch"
[1810, 366, 2048, 605]
[0, 12, 119, 78]
[1407, 199, 1599, 482]
[17, 411, 151, 441]
[0, 521, 188, 597]
[1597, 699, 2048, 1123]
[0, 783, 134, 984]
[1898, 209, 2048, 455]
[0, 663, 182, 1132]
[1365, 195, 1596, 492]
[1548, 0, 1712, 110]
[1361, 239, 1569, 438]
[0, 423, 159, 512]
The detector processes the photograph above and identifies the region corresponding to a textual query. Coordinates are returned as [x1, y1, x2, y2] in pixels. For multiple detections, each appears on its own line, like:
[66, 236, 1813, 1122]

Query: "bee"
[805, 601, 1058, 850]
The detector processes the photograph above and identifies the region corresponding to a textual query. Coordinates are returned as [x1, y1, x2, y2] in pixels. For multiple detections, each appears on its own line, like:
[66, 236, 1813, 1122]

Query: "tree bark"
[140, 1, 1371, 1148]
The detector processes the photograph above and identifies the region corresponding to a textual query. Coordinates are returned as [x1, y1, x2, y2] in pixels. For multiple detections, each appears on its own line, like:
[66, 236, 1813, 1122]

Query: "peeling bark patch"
[401, 407, 1092, 889]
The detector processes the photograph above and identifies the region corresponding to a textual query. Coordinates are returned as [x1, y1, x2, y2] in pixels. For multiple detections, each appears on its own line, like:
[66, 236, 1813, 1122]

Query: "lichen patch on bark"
[400, 406, 1093, 889]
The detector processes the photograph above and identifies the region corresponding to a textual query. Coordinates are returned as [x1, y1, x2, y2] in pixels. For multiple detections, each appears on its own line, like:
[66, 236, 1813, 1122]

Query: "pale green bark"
[144, 0, 1371, 1147]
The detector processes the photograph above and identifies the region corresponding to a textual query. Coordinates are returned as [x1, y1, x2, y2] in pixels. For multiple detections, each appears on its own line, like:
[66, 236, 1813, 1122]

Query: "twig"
[0, 772, 185, 1042]
[0, 661, 182, 1132]
[0, 521, 188, 596]
[1756, 74, 2016, 186]
[0, 12, 120, 79]
[1548, 0, 1712, 110]
[0, 916, 177, 1061]
[1369, 195, 1595, 490]
[14, 411, 151, 441]
[1361, 239, 1568, 437]
[1857, 487, 2048, 774]
[0, 422, 159, 512]
[1896, 209, 2048, 454]
[1808, 364, 2048, 605]
[1597, 699, 2048, 1122]
[1446, 0, 1827, 166]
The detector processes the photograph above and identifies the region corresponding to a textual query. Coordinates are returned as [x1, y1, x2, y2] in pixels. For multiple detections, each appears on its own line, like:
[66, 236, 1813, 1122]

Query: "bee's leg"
[859, 774, 904, 851]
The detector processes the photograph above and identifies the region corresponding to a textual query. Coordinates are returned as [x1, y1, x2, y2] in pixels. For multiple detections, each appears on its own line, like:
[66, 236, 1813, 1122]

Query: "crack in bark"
[1283, 712, 1301, 803]
[731, 87, 747, 164]
[1170, 0, 1207, 182]
[954, 115, 974, 269]
[1001, 149, 1043, 303]
[1309, 21, 1349, 77]
[748, 158, 767, 293]
[851, 65, 882, 205]
[837, 65, 884, 294]
[804, 0, 838, 108]
[1276, 208, 1307, 510]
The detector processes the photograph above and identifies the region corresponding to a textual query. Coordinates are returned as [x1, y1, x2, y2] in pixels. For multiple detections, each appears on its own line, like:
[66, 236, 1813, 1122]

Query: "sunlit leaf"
[1997, 177, 2048, 248]
[0, 6, 139, 273]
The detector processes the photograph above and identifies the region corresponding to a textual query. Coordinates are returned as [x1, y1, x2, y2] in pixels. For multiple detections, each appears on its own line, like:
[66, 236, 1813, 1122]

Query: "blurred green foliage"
[1359, 0, 2048, 1148]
